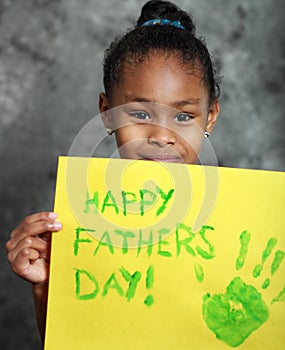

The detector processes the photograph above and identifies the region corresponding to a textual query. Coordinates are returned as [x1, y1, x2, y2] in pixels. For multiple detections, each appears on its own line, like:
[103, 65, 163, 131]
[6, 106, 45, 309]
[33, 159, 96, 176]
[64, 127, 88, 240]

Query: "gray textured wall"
[1, 0, 284, 348]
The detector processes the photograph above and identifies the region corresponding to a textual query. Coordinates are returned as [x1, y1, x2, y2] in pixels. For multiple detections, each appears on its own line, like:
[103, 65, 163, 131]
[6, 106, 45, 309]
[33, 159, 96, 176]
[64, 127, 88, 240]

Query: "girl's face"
[100, 52, 219, 164]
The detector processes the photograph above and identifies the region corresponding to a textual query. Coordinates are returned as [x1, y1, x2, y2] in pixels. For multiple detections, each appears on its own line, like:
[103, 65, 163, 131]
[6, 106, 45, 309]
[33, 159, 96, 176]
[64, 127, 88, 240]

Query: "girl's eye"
[175, 113, 194, 122]
[129, 111, 150, 120]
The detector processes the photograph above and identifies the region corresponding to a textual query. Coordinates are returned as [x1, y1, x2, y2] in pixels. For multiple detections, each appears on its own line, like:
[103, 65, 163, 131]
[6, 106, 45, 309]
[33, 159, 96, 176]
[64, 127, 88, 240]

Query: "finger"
[7, 220, 62, 251]
[13, 247, 49, 284]
[22, 220, 62, 236]
[38, 231, 52, 243]
[10, 212, 58, 240]
[11, 247, 40, 277]
[23, 212, 59, 225]
[7, 236, 51, 264]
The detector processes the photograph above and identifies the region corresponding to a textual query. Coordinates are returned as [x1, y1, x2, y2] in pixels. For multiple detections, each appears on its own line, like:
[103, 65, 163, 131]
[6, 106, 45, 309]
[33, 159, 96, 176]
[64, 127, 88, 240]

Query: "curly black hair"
[103, 0, 220, 107]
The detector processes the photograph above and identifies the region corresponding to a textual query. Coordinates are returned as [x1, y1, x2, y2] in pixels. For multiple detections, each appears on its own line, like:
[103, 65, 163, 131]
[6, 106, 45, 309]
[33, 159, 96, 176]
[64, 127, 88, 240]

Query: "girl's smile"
[100, 52, 219, 164]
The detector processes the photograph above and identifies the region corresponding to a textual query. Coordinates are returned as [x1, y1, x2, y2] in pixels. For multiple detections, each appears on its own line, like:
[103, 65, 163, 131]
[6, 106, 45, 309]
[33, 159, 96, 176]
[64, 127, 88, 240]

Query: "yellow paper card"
[44, 157, 285, 349]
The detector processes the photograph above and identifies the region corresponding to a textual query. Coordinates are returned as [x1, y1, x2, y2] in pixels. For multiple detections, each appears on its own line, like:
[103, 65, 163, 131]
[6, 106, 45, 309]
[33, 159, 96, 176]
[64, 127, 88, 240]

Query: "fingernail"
[48, 212, 58, 220]
[53, 221, 62, 230]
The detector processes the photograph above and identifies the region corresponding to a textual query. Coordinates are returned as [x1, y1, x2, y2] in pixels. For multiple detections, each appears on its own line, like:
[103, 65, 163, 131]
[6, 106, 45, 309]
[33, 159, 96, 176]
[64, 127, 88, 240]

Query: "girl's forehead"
[123, 53, 203, 86]
[113, 53, 208, 107]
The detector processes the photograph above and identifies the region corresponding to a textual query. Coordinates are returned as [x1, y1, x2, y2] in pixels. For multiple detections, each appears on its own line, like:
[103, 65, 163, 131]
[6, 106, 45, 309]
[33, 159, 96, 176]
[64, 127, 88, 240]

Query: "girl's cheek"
[179, 132, 204, 157]
[115, 125, 142, 147]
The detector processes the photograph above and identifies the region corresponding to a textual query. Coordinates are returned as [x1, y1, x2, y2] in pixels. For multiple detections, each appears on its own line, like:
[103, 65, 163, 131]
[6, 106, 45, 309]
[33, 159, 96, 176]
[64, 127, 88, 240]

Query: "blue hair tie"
[141, 18, 185, 30]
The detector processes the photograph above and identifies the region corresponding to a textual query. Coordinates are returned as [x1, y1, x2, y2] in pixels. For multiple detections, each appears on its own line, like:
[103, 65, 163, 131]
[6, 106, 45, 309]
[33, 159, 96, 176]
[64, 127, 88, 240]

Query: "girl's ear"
[99, 92, 112, 129]
[206, 99, 220, 133]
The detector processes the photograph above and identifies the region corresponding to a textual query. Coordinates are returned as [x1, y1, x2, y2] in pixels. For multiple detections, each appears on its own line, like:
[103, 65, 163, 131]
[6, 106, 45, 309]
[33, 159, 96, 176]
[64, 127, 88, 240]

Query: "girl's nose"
[147, 125, 176, 147]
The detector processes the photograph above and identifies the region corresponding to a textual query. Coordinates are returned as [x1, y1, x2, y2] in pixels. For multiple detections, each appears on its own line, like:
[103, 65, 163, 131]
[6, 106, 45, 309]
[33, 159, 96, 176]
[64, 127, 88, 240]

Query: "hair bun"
[137, 0, 195, 34]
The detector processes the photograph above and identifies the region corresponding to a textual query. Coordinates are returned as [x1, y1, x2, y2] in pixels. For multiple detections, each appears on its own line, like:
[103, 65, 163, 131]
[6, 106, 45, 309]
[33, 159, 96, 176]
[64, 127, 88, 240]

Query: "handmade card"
[44, 157, 285, 349]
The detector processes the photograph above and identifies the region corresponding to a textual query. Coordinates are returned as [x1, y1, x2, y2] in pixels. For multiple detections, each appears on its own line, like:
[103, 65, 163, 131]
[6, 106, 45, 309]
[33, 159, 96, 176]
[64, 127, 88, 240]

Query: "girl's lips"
[140, 155, 183, 163]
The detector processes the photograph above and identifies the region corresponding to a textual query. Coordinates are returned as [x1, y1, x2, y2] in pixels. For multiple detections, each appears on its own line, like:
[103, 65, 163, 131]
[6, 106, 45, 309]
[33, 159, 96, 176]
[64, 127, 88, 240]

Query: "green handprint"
[201, 230, 285, 348]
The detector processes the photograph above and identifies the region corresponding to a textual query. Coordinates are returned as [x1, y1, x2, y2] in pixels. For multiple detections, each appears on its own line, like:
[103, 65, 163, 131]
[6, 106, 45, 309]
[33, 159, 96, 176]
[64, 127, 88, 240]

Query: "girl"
[6, 0, 220, 342]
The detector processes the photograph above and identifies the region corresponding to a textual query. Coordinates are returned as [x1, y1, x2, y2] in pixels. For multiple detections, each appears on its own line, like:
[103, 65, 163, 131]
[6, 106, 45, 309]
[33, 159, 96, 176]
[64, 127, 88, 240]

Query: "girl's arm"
[6, 212, 62, 342]
[33, 282, 49, 341]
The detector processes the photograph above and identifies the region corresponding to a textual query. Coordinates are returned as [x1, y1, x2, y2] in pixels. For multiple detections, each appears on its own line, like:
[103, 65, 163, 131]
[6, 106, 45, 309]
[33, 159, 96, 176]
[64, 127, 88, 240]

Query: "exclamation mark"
[144, 265, 154, 307]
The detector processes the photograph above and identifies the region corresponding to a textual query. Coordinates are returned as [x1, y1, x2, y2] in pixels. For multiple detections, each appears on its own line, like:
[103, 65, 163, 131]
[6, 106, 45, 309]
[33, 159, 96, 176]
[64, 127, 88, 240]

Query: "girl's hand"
[6, 212, 62, 285]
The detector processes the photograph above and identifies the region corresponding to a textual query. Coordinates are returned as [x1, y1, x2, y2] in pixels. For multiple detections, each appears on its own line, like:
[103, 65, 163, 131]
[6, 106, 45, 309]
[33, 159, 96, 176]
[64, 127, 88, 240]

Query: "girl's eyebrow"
[172, 98, 201, 106]
[124, 94, 201, 106]
[124, 94, 152, 103]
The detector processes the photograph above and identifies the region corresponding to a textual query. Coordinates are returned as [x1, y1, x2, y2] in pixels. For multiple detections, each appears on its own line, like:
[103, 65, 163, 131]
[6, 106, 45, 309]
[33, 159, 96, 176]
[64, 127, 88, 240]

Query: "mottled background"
[0, 0, 284, 348]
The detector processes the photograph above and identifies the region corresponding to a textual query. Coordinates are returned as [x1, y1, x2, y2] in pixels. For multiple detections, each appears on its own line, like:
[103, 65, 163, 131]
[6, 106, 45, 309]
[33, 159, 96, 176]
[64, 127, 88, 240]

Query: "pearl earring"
[106, 128, 113, 135]
[204, 131, 210, 138]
